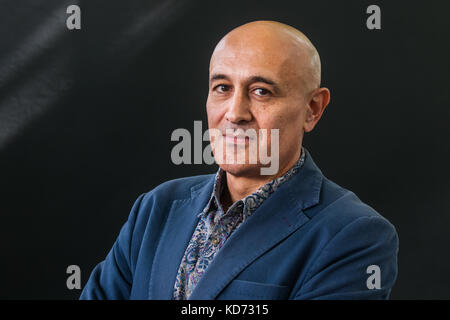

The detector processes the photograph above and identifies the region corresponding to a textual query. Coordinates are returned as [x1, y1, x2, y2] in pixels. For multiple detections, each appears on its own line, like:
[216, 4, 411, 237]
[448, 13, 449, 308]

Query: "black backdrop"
[1, 0, 449, 299]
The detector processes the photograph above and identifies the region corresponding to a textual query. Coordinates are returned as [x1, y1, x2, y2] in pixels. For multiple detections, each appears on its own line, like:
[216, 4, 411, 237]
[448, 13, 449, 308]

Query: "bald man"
[81, 21, 398, 300]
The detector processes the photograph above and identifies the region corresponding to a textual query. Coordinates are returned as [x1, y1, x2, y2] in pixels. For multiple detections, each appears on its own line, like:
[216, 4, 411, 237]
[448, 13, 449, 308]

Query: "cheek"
[254, 110, 294, 133]
[206, 101, 222, 127]
[256, 107, 304, 146]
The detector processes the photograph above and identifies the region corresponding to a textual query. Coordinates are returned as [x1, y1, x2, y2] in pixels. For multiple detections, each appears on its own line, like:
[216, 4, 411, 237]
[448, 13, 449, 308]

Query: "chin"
[218, 163, 262, 177]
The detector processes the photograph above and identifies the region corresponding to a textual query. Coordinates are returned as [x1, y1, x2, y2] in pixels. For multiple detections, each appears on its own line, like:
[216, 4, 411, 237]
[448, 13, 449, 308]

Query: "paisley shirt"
[173, 148, 306, 300]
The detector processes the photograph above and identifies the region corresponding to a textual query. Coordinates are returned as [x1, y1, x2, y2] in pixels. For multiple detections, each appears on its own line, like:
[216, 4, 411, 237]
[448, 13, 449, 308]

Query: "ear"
[303, 87, 331, 133]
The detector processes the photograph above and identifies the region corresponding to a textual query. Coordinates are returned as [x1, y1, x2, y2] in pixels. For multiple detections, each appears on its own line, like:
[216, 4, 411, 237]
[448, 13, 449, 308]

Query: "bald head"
[210, 20, 321, 94]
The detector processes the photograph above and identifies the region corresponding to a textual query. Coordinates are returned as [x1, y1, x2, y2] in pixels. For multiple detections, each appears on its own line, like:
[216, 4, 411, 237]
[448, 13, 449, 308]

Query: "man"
[80, 21, 398, 300]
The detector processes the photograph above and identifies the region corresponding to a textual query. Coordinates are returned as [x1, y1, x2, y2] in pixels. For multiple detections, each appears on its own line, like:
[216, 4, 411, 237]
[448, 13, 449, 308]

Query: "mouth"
[222, 134, 250, 145]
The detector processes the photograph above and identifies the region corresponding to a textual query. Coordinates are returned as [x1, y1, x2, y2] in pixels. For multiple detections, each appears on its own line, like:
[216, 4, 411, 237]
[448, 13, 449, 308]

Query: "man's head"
[206, 20, 330, 179]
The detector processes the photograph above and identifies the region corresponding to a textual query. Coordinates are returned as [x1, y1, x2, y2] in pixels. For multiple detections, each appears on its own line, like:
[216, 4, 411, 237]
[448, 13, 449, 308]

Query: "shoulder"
[148, 174, 214, 200]
[298, 177, 399, 289]
[123, 174, 215, 248]
[134, 174, 215, 213]
[307, 177, 398, 241]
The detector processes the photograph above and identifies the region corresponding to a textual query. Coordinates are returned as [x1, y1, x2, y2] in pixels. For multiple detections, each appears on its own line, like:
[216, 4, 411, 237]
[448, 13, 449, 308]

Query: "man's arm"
[79, 193, 145, 300]
[294, 215, 399, 300]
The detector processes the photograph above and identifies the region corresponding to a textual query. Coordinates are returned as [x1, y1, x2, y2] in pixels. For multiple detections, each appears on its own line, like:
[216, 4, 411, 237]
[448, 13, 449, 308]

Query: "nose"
[225, 89, 252, 124]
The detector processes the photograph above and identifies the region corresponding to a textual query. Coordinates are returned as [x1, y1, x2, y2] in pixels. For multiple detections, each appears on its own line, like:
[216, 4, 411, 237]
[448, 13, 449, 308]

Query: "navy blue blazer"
[80, 150, 399, 300]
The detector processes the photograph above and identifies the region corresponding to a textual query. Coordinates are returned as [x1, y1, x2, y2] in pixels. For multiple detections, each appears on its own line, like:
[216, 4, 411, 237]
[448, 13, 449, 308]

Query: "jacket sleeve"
[294, 215, 399, 300]
[79, 193, 146, 300]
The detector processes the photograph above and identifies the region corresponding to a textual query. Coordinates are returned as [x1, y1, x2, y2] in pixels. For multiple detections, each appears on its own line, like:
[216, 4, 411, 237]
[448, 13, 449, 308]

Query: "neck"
[222, 150, 301, 210]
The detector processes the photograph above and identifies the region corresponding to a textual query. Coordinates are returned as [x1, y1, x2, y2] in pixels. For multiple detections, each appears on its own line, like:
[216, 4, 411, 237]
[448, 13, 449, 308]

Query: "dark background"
[1, 0, 449, 299]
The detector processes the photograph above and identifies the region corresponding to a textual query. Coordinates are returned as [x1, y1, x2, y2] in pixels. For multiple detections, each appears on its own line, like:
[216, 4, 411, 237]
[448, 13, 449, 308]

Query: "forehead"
[209, 36, 305, 84]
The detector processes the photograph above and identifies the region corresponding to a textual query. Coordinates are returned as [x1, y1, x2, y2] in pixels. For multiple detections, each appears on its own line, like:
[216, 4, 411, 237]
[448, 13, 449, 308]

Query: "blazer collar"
[284, 147, 323, 215]
[147, 176, 214, 299]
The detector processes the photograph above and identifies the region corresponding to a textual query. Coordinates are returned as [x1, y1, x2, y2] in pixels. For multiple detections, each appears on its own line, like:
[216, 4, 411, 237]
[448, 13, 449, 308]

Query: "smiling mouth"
[222, 134, 251, 145]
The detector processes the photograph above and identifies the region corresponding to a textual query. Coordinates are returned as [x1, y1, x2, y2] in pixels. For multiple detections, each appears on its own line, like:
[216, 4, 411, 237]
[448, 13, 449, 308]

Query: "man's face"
[206, 30, 311, 178]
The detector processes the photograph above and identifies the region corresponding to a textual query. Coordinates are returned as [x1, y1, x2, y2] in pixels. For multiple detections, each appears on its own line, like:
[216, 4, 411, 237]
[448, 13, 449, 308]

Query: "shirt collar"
[198, 147, 306, 218]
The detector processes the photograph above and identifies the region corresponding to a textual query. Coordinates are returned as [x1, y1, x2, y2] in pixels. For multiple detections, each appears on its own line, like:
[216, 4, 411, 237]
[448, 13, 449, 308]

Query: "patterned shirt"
[173, 148, 306, 300]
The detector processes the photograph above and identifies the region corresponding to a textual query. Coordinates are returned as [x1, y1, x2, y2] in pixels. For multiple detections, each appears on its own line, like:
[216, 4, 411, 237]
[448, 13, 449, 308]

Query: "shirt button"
[211, 237, 220, 246]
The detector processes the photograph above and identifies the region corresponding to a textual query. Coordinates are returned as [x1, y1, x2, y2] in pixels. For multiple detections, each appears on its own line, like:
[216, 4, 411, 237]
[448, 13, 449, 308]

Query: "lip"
[222, 134, 251, 145]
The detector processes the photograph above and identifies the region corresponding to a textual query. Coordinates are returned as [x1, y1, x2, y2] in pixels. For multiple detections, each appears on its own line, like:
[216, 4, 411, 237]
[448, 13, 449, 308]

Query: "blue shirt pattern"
[173, 148, 306, 300]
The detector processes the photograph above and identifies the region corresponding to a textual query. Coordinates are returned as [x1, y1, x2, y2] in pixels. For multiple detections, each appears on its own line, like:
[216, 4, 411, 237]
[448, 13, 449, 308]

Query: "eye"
[213, 84, 230, 93]
[253, 88, 271, 97]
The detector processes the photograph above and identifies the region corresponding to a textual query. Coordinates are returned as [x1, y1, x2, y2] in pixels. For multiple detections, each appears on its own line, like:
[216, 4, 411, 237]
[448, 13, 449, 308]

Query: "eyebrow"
[210, 73, 230, 82]
[210, 73, 281, 93]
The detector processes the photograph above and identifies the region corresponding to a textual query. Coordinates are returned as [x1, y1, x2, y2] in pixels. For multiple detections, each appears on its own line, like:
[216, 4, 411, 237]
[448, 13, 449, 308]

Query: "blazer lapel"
[188, 149, 323, 300]
[148, 176, 215, 299]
